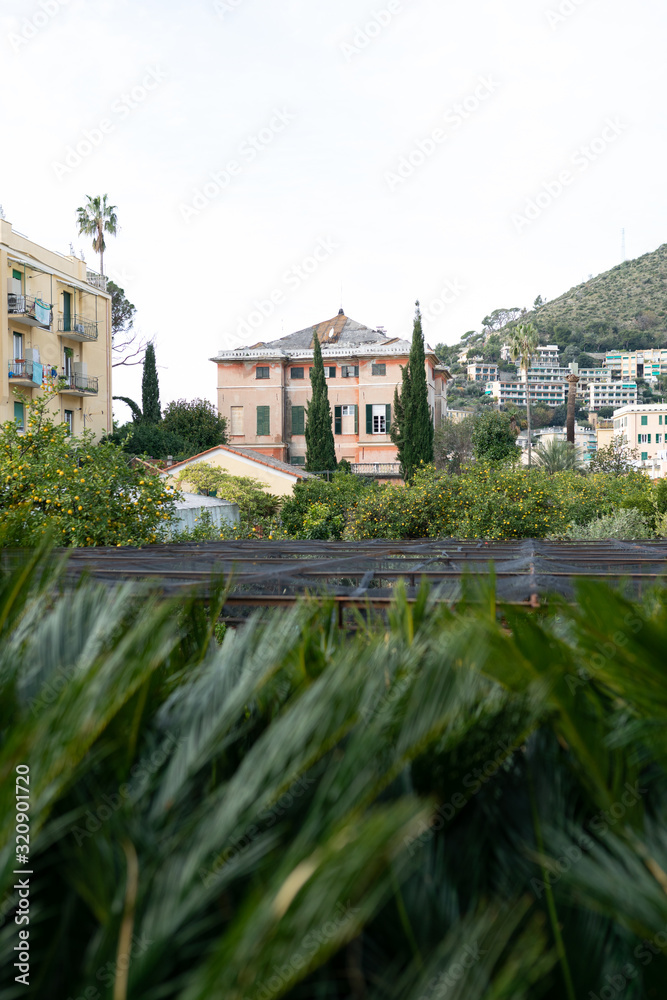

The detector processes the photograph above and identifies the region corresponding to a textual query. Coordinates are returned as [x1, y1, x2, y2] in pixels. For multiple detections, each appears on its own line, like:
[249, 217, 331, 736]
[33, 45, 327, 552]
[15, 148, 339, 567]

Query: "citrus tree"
[0, 389, 178, 547]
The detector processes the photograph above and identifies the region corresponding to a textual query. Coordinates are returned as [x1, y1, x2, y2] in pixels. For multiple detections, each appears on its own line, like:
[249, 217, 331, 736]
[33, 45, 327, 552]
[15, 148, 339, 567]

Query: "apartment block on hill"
[210, 311, 450, 466]
[1, 219, 112, 439]
[605, 350, 667, 382]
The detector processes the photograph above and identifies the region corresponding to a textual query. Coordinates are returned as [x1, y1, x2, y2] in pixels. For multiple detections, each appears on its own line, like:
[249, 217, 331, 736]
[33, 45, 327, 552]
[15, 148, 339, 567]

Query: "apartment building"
[605, 350, 667, 382]
[1, 219, 112, 439]
[613, 404, 667, 461]
[588, 381, 637, 411]
[484, 378, 566, 407]
[210, 311, 450, 465]
[500, 343, 559, 365]
[467, 362, 498, 381]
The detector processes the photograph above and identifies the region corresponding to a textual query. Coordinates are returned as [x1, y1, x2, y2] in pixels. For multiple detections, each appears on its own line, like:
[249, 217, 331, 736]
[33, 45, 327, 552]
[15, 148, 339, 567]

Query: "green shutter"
[366, 404, 372, 434]
[12, 269, 22, 284]
[14, 402, 24, 429]
[291, 405, 304, 435]
[641, 415, 648, 425]
[638, 434, 642, 444]
[334, 406, 342, 435]
[256, 406, 270, 436]
[354, 405, 358, 434]
[641, 452, 648, 461]
[648, 434, 652, 443]
[385, 404, 391, 430]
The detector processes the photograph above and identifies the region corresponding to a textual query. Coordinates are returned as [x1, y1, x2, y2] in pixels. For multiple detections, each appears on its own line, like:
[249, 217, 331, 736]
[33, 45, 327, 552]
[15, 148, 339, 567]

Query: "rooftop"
[210, 311, 427, 361]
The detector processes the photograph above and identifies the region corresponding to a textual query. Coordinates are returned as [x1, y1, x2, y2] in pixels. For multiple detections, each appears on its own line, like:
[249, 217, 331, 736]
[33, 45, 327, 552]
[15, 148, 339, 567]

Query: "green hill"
[526, 243, 667, 353]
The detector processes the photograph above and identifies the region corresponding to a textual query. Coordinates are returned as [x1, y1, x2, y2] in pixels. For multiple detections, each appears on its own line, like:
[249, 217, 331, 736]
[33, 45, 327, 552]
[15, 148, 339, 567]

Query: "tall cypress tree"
[305, 335, 337, 472]
[391, 301, 433, 480]
[141, 343, 161, 424]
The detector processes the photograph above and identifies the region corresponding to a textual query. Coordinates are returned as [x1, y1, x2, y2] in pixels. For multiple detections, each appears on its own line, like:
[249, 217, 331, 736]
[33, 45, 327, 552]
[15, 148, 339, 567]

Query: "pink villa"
[210, 311, 451, 467]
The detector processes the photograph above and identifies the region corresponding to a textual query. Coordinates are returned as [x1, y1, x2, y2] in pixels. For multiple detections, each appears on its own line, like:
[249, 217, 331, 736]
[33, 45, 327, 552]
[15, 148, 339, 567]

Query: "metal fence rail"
[53, 539, 667, 618]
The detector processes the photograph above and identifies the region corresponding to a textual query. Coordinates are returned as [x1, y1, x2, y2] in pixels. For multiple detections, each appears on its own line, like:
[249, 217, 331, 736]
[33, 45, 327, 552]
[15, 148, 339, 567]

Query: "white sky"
[1, 0, 665, 422]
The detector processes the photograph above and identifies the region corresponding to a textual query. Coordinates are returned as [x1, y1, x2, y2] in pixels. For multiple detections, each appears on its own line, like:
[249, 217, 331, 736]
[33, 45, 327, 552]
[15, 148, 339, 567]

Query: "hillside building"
[1, 219, 112, 439]
[210, 311, 450, 466]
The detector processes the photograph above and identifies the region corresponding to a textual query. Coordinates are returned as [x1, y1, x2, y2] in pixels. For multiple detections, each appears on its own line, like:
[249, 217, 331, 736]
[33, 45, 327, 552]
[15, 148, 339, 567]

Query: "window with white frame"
[372, 404, 386, 434]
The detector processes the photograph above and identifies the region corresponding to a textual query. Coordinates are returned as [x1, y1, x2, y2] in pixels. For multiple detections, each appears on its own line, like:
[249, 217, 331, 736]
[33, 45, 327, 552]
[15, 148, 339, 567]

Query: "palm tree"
[509, 322, 539, 467]
[533, 437, 582, 473]
[75, 194, 118, 275]
[5, 552, 667, 999]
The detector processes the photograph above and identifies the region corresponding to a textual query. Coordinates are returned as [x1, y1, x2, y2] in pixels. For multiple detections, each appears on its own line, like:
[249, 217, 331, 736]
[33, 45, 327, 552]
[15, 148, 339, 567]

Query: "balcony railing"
[7, 360, 44, 386]
[57, 313, 99, 341]
[7, 294, 53, 328]
[59, 371, 99, 394]
[86, 271, 108, 292]
[351, 463, 402, 477]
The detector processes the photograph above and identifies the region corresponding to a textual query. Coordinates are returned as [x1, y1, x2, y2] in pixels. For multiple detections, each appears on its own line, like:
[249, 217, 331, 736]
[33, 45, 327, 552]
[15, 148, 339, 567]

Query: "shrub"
[556, 508, 654, 540]
[280, 471, 376, 539]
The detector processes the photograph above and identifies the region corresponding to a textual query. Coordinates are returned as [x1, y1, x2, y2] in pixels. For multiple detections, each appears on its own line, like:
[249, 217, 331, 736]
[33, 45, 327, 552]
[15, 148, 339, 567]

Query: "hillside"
[526, 243, 667, 352]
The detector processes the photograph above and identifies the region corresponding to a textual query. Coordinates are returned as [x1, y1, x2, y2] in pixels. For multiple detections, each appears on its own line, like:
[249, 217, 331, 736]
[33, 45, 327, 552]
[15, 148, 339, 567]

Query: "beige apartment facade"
[0, 219, 112, 440]
[211, 312, 450, 466]
[613, 404, 667, 464]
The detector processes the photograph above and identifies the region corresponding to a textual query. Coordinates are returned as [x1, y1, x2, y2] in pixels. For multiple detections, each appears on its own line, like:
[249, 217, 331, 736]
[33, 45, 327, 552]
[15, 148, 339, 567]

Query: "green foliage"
[162, 398, 228, 455]
[304, 335, 337, 472]
[589, 435, 639, 475]
[280, 470, 375, 538]
[391, 301, 434, 480]
[301, 464, 655, 541]
[533, 439, 582, 474]
[9, 552, 667, 997]
[557, 507, 653, 540]
[75, 193, 117, 274]
[0, 389, 177, 547]
[174, 462, 280, 526]
[433, 416, 475, 474]
[107, 279, 136, 337]
[120, 421, 190, 461]
[472, 410, 518, 462]
[141, 342, 161, 423]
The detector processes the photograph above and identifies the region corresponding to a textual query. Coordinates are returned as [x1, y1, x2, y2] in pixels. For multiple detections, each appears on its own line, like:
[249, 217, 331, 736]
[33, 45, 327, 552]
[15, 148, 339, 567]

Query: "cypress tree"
[391, 301, 433, 480]
[305, 335, 337, 473]
[141, 343, 161, 424]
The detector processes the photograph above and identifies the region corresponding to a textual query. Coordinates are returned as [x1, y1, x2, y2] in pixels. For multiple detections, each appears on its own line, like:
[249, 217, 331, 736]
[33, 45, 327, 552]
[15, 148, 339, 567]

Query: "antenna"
[621, 228, 626, 261]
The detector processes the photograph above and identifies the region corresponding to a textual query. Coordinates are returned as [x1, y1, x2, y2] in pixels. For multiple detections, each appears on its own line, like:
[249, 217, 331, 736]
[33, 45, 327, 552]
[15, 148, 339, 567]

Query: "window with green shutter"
[385, 403, 391, 429]
[14, 402, 24, 431]
[291, 405, 305, 435]
[334, 406, 342, 435]
[641, 415, 648, 425]
[641, 452, 648, 461]
[366, 404, 372, 435]
[256, 406, 270, 435]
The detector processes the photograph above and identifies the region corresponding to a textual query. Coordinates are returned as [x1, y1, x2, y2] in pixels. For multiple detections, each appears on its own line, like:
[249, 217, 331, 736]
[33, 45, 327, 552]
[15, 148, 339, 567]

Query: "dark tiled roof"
[261, 314, 400, 351]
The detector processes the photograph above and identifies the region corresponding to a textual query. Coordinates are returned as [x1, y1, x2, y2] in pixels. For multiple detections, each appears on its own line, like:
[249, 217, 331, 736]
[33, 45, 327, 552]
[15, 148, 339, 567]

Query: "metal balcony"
[58, 371, 99, 395]
[7, 360, 44, 387]
[57, 313, 99, 342]
[7, 294, 53, 329]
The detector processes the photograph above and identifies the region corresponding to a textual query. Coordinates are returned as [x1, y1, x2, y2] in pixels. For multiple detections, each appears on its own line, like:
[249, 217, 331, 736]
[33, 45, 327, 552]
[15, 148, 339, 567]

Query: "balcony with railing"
[7, 360, 44, 387]
[57, 313, 99, 341]
[58, 371, 99, 395]
[351, 463, 402, 478]
[7, 294, 53, 329]
[86, 270, 108, 292]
